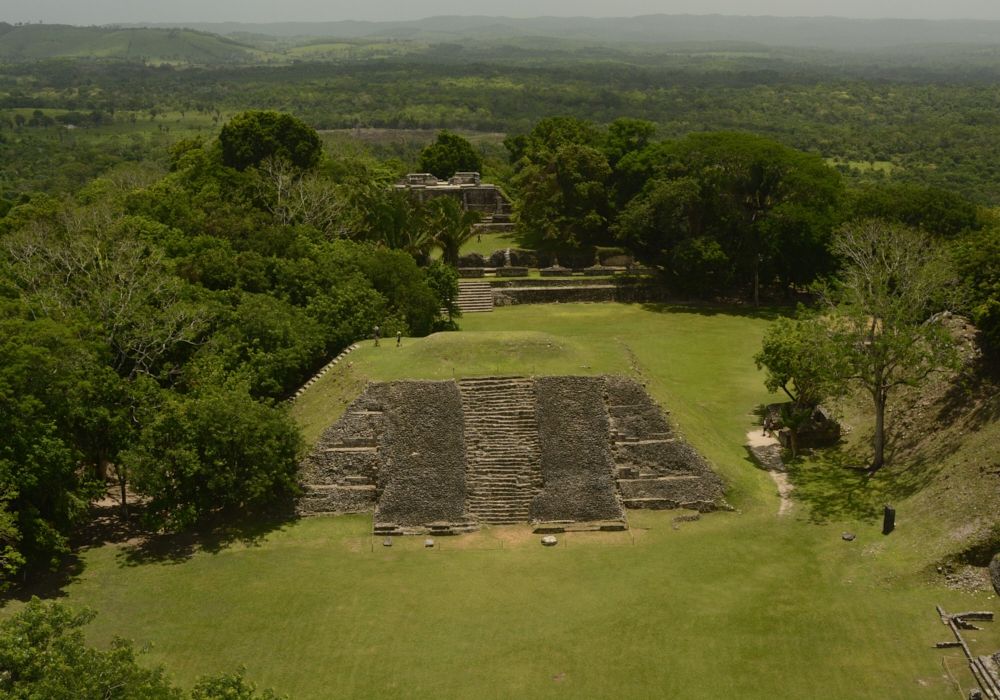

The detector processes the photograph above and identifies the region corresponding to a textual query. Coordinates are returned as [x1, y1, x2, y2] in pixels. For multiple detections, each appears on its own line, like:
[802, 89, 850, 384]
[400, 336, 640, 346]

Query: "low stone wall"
[298, 485, 376, 515]
[374, 381, 472, 531]
[618, 477, 721, 509]
[531, 376, 624, 523]
[492, 282, 671, 306]
[494, 285, 616, 306]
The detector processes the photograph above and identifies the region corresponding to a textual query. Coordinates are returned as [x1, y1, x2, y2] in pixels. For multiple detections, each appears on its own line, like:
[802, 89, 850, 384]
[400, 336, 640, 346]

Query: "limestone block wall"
[374, 381, 472, 531]
[530, 376, 624, 523]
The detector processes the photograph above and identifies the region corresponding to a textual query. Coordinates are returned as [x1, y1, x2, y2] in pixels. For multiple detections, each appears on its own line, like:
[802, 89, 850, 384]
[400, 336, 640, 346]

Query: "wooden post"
[883, 505, 895, 535]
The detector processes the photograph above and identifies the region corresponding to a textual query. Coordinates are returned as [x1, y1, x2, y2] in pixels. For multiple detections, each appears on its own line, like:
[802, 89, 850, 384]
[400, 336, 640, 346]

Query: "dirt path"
[745, 430, 794, 516]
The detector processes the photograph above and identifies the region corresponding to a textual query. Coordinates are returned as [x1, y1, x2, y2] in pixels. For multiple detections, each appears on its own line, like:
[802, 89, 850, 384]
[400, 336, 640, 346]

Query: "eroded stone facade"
[298, 375, 724, 533]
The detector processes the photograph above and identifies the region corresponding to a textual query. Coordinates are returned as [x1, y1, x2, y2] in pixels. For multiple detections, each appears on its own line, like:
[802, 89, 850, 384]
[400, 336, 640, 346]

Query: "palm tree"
[428, 196, 481, 267]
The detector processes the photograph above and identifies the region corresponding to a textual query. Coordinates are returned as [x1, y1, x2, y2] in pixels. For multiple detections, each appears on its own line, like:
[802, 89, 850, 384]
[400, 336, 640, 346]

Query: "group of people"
[372, 325, 401, 347]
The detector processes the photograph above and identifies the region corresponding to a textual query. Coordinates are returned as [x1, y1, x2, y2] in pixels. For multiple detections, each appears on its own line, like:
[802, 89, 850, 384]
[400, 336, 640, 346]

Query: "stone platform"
[298, 375, 723, 533]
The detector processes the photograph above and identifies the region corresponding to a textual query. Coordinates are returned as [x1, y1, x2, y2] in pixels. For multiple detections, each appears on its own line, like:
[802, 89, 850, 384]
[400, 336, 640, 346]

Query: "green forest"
[2, 26, 1000, 697]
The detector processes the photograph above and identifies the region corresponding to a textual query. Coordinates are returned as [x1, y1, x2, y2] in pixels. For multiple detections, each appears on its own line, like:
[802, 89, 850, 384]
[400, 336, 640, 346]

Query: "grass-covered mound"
[8, 303, 1000, 700]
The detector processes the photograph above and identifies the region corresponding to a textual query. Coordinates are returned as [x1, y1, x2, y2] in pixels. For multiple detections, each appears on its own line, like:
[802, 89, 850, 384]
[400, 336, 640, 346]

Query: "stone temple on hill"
[395, 172, 512, 224]
[297, 375, 723, 535]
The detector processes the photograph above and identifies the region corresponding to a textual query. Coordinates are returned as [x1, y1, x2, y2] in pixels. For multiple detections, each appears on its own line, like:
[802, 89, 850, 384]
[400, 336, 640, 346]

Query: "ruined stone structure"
[298, 375, 723, 534]
[395, 172, 512, 224]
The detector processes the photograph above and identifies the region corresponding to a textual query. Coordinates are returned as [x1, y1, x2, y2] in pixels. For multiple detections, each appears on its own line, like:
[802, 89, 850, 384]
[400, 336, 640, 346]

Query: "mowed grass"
[16, 303, 1000, 699]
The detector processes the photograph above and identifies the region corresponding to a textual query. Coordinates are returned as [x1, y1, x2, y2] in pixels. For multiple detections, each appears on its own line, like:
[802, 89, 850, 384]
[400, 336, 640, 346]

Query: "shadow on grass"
[1, 506, 295, 605]
[787, 440, 946, 524]
[1, 503, 141, 604]
[637, 302, 794, 322]
[115, 510, 295, 568]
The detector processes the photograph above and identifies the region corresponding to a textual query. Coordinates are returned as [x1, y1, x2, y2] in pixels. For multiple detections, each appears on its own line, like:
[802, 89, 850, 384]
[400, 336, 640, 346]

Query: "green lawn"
[15, 303, 998, 699]
[460, 231, 521, 257]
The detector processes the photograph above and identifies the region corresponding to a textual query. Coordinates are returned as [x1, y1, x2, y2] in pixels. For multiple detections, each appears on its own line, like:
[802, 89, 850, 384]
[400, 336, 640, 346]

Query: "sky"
[5, 0, 1000, 25]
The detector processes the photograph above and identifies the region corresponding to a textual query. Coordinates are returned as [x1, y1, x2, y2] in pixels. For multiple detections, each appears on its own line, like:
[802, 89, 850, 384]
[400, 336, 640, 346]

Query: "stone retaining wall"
[531, 376, 624, 523]
[374, 381, 471, 531]
[493, 282, 671, 306]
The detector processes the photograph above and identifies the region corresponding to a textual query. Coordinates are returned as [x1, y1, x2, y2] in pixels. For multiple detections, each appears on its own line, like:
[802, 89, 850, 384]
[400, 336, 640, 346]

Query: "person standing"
[396, 330, 402, 347]
[373, 325, 380, 347]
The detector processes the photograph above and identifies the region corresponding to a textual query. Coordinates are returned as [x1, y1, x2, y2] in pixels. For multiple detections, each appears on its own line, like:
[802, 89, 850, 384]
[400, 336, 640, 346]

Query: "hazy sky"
[6, 0, 1000, 25]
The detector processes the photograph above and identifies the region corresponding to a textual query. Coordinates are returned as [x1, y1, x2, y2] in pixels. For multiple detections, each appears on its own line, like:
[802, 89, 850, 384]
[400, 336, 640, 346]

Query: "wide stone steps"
[458, 376, 542, 525]
[456, 281, 493, 313]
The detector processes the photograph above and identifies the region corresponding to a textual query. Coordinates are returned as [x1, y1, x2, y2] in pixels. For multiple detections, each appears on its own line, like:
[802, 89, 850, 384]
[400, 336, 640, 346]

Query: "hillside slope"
[789, 315, 1000, 583]
[0, 24, 272, 63]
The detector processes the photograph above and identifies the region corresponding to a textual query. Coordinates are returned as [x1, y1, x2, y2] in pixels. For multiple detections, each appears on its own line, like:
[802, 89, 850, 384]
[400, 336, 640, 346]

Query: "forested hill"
[129, 14, 1000, 51]
[0, 24, 271, 63]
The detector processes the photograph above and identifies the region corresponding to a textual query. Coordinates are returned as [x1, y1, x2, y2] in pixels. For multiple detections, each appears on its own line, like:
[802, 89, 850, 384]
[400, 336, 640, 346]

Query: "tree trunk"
[754, 260, 759, 307]
[119, 477, 128, 519]
[97, 450, 109, 481]
[872, 390, 887, 472]
[789, 427, 799, 459]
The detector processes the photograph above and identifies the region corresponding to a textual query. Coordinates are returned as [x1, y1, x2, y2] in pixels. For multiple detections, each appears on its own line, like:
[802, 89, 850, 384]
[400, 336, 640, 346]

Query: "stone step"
[455, 282, 495, 314]
[459, 375, 541, 526]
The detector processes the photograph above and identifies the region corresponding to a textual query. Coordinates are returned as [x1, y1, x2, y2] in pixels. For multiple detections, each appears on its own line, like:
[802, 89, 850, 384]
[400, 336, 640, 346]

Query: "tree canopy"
[219, 111, 323, 171]
[417, 131, 484, 180]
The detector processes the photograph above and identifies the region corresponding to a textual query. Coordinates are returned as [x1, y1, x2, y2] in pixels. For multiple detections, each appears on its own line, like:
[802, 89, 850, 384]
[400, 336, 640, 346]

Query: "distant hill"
[0, 24, 271, 63]
[127, 14, 1000, 52]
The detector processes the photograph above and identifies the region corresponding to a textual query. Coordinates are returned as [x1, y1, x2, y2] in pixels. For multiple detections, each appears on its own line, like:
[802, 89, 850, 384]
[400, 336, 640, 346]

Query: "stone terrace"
[297, 375, 724, 533]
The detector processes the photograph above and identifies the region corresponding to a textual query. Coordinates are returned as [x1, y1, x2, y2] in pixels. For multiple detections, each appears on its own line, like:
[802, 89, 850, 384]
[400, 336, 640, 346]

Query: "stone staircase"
[456, 281, 494, 313]
[458, 377, 542, 525]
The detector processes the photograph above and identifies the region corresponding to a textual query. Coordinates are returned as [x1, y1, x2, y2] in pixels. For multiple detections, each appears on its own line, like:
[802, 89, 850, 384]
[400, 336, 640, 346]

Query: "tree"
[0, 598, 290, 699]
[423, 259, 461, 327]
[252, 157, 346, 240]
[0, 311, 111, 584]
[952, 222, 1000, 353]
[848, 184, 978, 239]
[191, 668, 288, 700]
[2, 217, 209, 380]
[513, 143, 612, 250]
[354, 186, 431, 257]
[754, 315, 844, 456]
[219, 111, 322, 172]
[818, 220, 959, 471]
[124, 387, 303, 532]
[426, 196, 481, 267]
[418, 131, 484, 179]
[616, 132, 843, 299]
[0, 598, 180, 700]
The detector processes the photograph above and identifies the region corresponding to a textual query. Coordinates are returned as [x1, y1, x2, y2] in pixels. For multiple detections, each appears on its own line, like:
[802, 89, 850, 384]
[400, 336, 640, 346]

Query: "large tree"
[418, 131, 484, 180]
[615, 132, 843, 299]
[818, 220, 958, 471]
[513, 142, 612, 250]
[219, 111, 322, 172]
